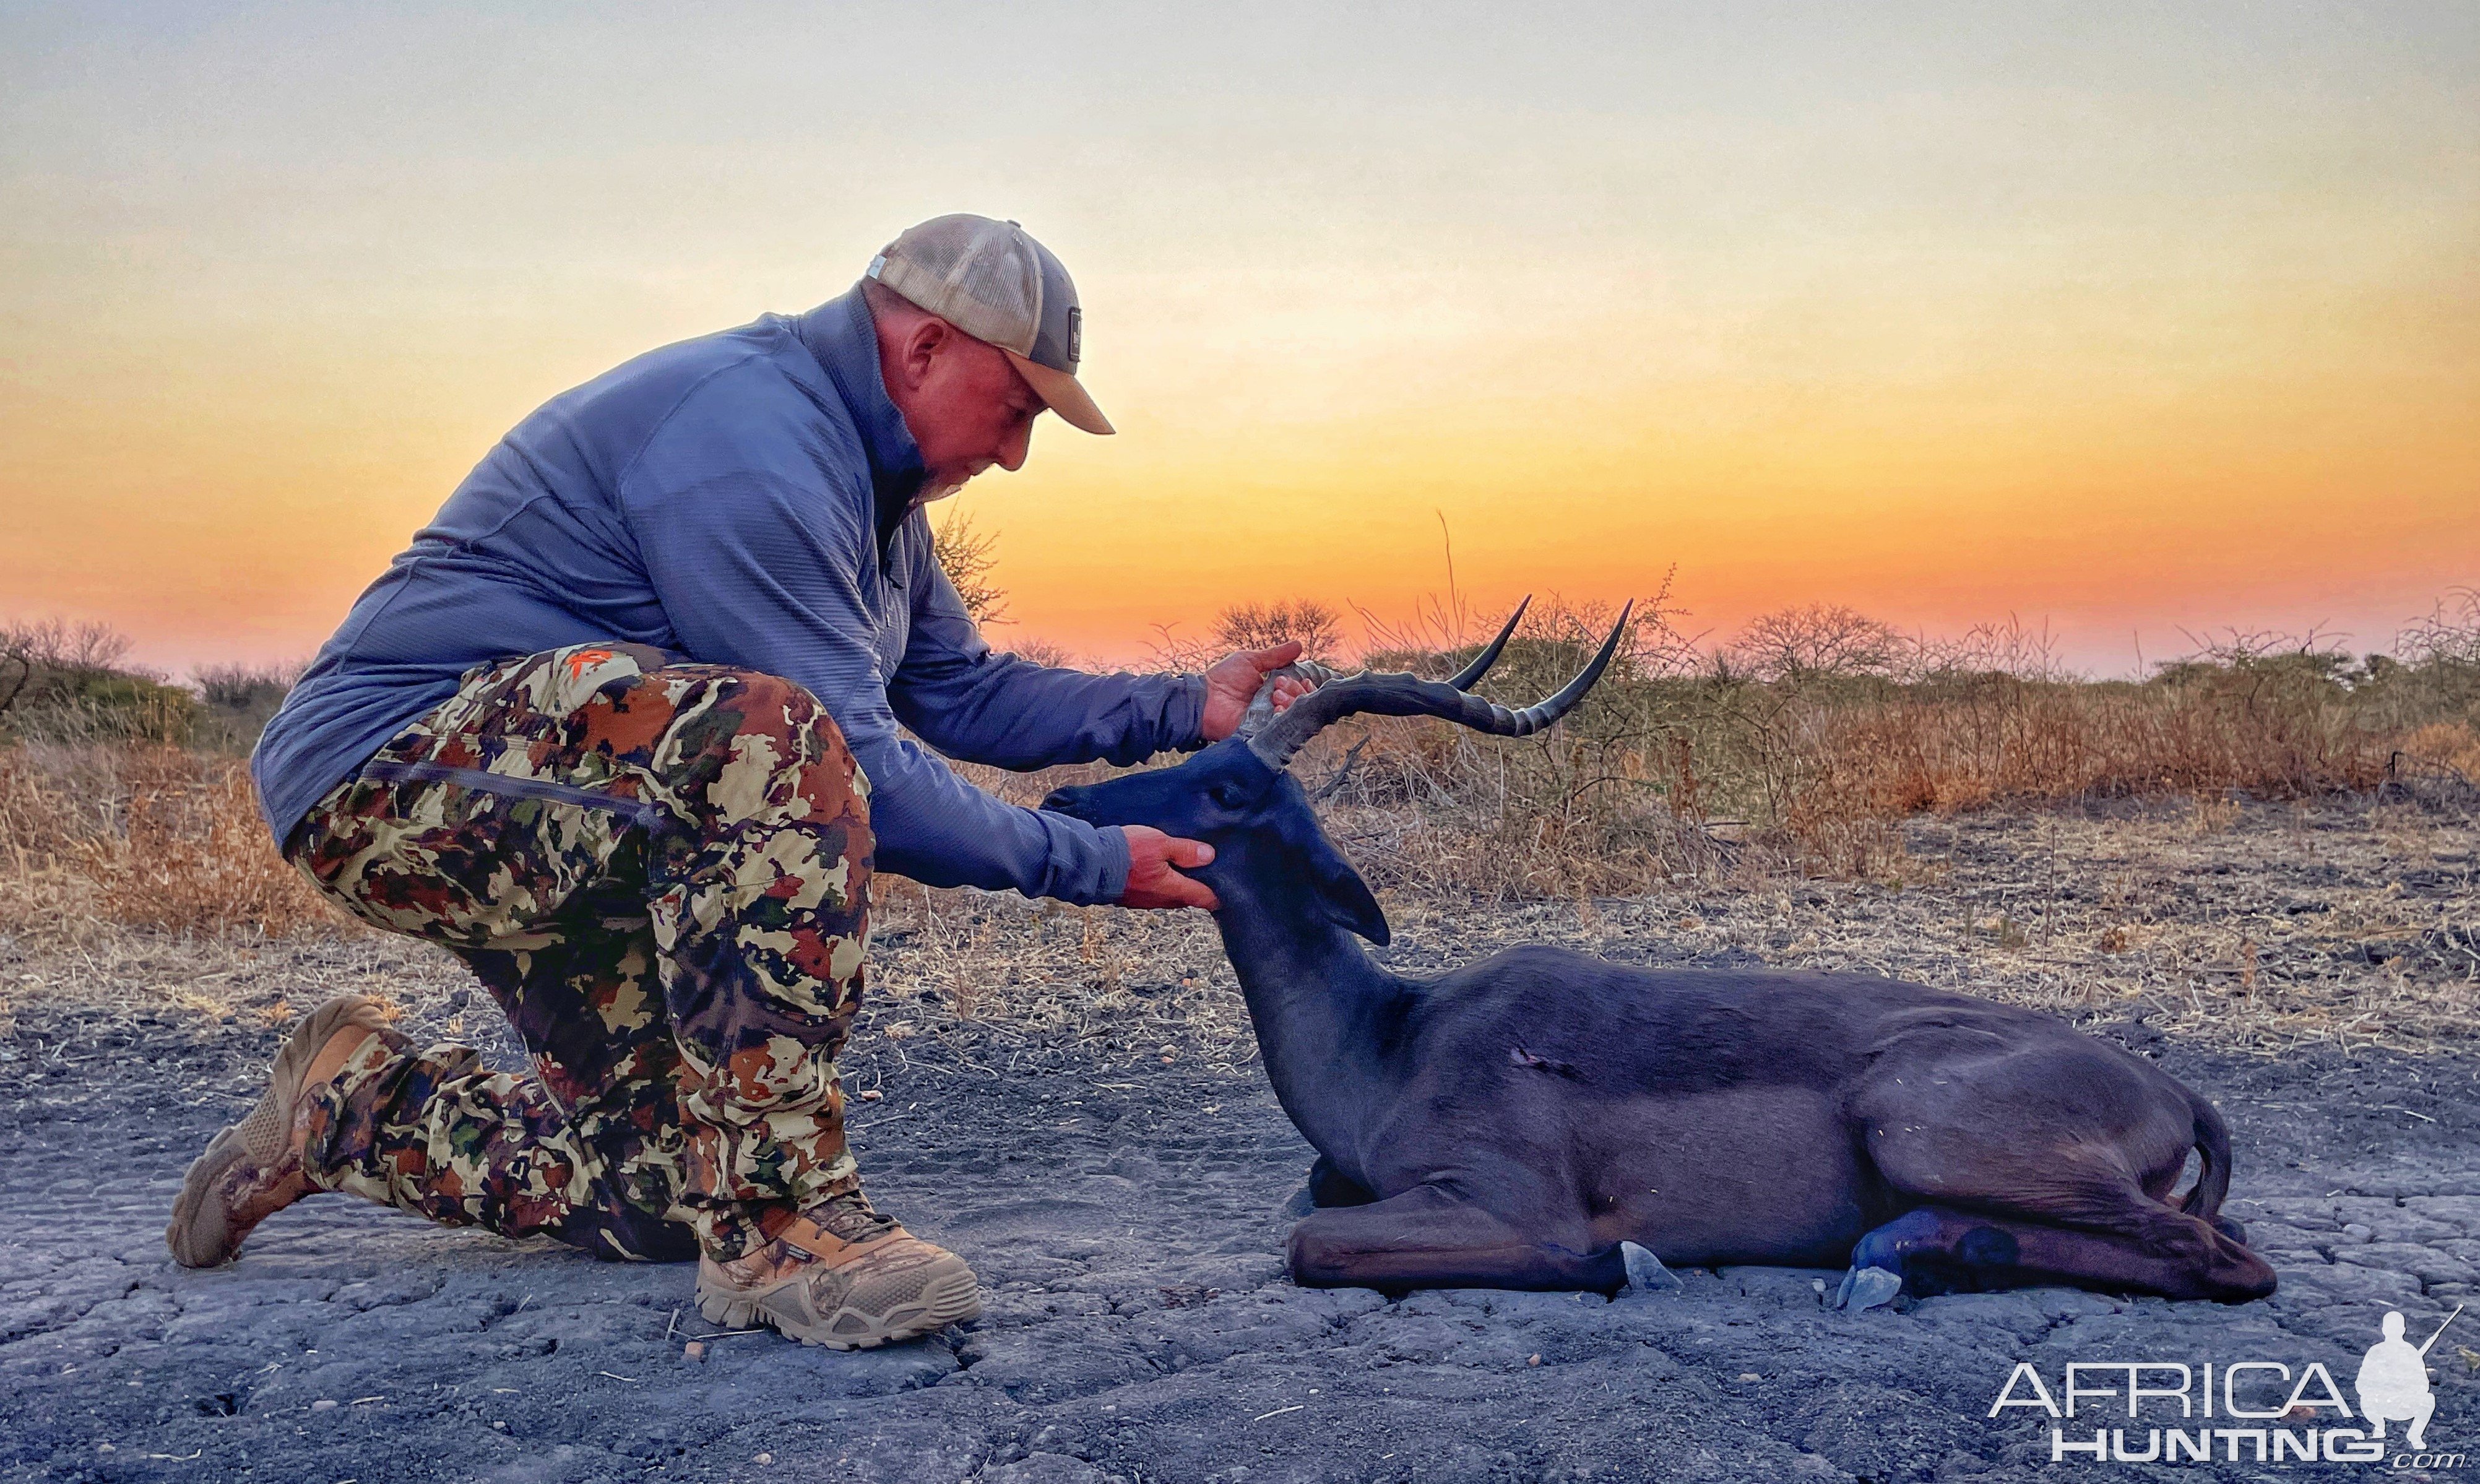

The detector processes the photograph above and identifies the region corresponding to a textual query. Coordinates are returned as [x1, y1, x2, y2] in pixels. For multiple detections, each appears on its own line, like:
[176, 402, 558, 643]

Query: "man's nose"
[996, 420, 1032, 473]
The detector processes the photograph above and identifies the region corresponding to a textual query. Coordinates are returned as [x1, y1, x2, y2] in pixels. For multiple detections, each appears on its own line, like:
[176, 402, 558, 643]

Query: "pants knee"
[630, 669, 867, 848]
[717, 673, 848, 759]
[709, 673, 866, 811]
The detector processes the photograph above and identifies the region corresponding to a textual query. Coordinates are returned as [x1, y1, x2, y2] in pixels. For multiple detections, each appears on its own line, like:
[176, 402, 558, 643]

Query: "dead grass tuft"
[2400, 720, 2480, 783]
[0, 743, 343, 944]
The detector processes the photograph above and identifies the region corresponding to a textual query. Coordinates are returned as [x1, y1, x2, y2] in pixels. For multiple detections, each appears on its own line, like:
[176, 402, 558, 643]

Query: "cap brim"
[1005, 352, 1115, 436]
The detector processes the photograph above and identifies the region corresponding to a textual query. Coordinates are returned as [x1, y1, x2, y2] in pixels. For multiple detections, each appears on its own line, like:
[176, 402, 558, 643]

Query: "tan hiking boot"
[696, 1193, 981, 1350]
[166, 994, 389, 1268]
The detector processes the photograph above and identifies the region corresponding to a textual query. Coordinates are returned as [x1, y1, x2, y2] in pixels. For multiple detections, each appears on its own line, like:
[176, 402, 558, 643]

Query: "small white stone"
[1620, 1241, 1678, 1292]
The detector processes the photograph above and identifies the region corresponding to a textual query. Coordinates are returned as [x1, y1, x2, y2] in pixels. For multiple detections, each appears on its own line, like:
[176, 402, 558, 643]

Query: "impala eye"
[1211, 782, 1250, 809]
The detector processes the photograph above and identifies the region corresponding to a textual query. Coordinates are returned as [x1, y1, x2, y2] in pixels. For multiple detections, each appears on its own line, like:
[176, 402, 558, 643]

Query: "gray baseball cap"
[866, 214, 1113, 436]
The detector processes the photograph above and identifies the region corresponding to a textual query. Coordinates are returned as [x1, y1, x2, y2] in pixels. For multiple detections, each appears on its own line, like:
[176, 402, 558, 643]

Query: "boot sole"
[698, 1262, 983, 1350]
[165, 994, 389, 1268]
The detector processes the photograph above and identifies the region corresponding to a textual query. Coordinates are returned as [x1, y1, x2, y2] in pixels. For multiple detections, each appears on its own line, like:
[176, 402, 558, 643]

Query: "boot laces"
[805, 1192, 900, 1245]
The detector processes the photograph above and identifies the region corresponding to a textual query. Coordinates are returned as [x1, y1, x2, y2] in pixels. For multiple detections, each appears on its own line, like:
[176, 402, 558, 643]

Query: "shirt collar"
[796, 283, 928, 549]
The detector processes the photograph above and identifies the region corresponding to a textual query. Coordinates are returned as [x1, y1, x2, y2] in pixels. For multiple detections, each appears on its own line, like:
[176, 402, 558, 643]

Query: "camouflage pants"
[285, 643, 873, 1262]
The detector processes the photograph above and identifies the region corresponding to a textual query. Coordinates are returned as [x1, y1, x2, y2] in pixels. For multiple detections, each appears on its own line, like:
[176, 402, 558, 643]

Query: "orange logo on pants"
[566, 649, 616, 681]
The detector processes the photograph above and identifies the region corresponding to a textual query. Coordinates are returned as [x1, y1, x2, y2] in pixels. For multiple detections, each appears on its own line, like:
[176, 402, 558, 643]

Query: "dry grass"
[0, 743, 342, 945]
[3, 787, 2469, 1059]
[1151, 595, 2480, 895]
[857, 791, 2479, 1059]
[2, 596, 2476, 1059]
[4, 647, 2474, 941]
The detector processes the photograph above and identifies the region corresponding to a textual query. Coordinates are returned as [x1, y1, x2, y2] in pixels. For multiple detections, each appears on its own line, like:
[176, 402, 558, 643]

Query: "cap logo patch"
[1066, 305, 1081, 366]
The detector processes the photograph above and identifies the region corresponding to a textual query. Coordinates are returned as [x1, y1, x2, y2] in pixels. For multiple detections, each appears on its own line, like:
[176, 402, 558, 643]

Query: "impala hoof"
[1620, 1241, 1677, 1293]
[1833, 1264, 1903, 1311]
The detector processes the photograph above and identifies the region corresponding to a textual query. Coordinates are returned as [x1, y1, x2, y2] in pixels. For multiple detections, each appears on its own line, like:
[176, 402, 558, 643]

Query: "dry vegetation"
[2, 589, 2476, 1055]
[1017, 585, 2480, 898]
[858, 790, 2480, 1061]
[0, 744, 334, 944]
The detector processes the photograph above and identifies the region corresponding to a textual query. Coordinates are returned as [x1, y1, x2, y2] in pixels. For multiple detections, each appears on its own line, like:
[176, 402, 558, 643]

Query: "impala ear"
[1305, 833, 1390, 946]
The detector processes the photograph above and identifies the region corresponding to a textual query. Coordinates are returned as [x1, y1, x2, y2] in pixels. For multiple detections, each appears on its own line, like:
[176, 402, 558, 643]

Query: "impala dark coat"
[1042, 608, 2276, 1306]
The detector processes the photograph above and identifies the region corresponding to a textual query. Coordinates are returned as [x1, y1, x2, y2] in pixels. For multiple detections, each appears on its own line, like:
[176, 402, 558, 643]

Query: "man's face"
[888, 324, 1043, 500]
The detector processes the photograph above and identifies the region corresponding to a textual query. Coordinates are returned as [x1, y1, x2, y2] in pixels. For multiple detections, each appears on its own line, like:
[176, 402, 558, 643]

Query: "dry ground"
[1, 795, 2475, 1482]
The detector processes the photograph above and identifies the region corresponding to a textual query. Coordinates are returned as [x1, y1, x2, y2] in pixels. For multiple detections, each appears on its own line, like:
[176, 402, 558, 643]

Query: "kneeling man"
[170, 215, 1305, 1350]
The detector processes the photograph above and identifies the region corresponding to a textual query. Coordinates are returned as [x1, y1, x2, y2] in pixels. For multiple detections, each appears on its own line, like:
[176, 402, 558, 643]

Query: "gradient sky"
[4, 2, 2475, 677]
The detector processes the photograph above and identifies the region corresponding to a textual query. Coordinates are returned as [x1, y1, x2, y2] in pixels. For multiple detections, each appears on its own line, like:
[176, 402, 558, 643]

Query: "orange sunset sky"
[4, 4, 2475, 678]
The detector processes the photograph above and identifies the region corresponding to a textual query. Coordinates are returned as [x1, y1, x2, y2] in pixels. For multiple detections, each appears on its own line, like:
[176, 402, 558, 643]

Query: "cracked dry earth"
[4, 801, 2478, 1483]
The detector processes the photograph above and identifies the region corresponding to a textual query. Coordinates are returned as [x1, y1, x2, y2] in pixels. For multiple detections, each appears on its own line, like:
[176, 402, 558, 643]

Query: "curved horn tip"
[1589, 600, 1636, 668]
[1505, 599, 1636, 733]
[1445, 593, 1536, 692]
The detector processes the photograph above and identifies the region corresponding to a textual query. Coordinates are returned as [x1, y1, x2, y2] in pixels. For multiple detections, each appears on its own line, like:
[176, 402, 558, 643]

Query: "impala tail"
[2179, 1092, 2234, 1223]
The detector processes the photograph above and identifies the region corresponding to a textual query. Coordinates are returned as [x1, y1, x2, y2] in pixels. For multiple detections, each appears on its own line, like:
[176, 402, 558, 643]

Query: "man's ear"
[1305, 834, 1390, 946]
[899, 317, 950, 390]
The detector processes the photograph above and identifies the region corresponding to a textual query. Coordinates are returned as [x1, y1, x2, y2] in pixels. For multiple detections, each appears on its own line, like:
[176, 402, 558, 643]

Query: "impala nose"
[1040, 788, 1082, 817]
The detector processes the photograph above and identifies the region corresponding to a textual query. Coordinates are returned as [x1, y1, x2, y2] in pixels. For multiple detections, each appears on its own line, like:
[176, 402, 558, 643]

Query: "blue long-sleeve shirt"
[251, 285, 1204, 904]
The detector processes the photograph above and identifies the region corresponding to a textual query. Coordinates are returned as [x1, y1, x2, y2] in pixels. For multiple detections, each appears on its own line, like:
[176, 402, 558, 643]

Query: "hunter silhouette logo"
[2358, 1305, 2460, 1451]
[1985, 1303, 2463, 1466]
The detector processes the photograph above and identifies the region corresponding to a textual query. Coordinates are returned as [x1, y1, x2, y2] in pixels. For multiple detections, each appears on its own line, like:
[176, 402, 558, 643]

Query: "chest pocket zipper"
[360, 757, 668, 833]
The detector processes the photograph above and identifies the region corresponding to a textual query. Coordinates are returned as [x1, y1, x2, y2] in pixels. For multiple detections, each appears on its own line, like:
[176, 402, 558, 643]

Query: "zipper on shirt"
[359, 756, 667, 832]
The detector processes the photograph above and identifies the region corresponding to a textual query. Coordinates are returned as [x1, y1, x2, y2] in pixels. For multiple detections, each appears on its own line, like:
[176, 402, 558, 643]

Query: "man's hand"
[1201, 640, 1315, 742]
[1120, 824, 1219, 911]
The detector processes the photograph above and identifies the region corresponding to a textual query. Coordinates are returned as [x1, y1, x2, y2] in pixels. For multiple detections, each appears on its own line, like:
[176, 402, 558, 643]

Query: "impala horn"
[1231, 595, 1533, 737]
[1242, 598, 1631, 772]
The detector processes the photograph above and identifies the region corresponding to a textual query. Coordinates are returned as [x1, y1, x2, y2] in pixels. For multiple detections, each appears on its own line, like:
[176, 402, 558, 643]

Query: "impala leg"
[1859, 1139, 2277, 1302]
[1306, 1154, 1376, 1209]
[1287, 1183, 1619, 1295]
[1856, 1059, 2275, 1303]
[1847, 1204, 2274, 1304]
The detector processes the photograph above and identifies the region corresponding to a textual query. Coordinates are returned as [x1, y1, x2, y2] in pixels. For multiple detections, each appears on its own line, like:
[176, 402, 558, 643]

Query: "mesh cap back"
[867, 214, 1110, 434]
